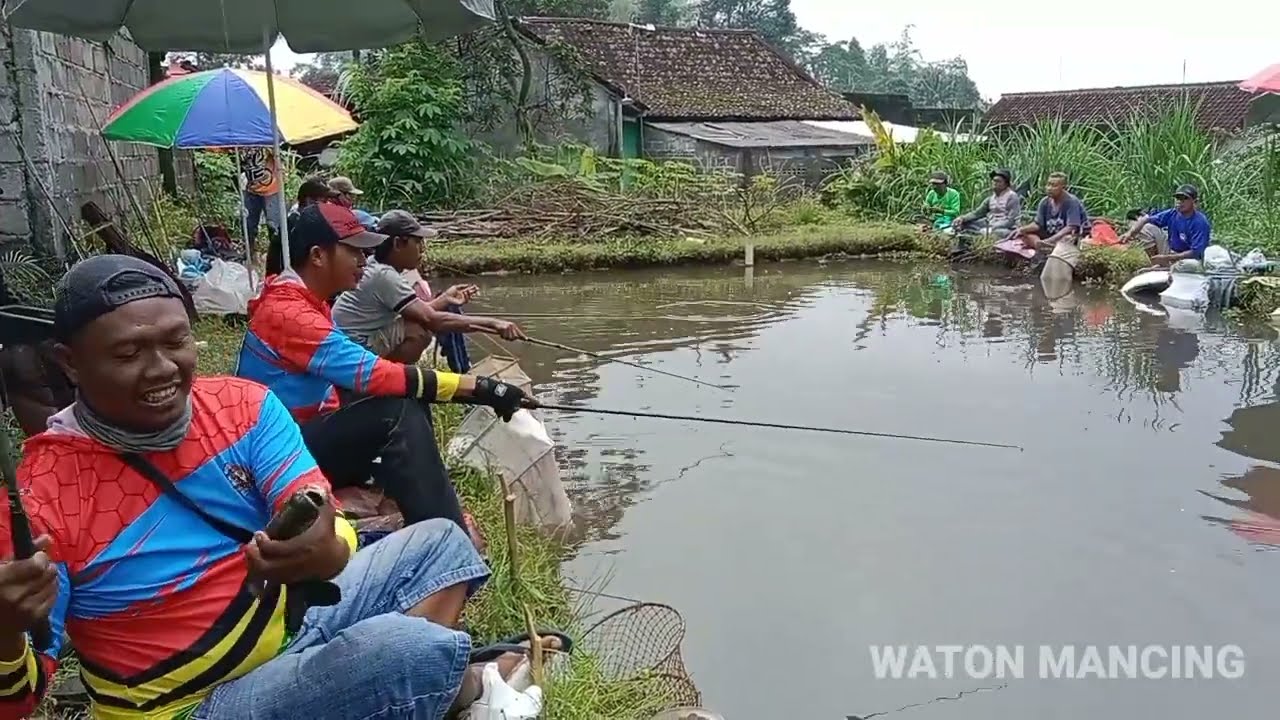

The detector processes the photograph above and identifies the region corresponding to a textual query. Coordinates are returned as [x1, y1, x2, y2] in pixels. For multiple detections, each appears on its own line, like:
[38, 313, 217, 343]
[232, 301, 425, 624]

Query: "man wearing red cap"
[236, 203, 525, 537]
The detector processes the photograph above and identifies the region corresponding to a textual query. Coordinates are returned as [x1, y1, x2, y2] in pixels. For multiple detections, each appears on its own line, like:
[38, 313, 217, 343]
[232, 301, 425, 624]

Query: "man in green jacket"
[923, 171, 962, 231]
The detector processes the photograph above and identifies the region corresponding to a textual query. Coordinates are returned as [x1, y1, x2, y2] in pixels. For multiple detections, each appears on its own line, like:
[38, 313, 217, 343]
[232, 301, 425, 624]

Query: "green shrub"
[335, 42, 474, 211]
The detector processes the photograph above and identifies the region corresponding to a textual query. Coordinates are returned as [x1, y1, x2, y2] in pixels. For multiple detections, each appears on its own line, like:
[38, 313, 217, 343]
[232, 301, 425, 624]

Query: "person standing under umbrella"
[241, 147, 284, 247]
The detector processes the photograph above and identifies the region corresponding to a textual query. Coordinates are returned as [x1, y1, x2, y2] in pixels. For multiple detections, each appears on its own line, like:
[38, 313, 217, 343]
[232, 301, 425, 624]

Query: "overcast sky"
[790, 0, 1276, 99]
[268, 0, 1278, 100]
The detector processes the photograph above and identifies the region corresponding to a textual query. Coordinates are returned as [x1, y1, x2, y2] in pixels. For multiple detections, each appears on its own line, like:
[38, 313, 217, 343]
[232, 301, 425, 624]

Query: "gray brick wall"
[1, 27, 193, 258]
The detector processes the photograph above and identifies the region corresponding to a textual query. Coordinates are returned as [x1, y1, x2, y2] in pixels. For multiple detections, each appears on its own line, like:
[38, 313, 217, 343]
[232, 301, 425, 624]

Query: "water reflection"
[464, 261, 1280, 552]
[465, 267, 826, 547]
[462, 260, 1280, 719]
[1201, 466, 1280, 548]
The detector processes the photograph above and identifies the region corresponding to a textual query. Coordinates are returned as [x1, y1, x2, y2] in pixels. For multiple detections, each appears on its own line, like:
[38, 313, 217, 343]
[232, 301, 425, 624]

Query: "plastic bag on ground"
[1240, 248, 1271, 273]
[191, 259, 256, 316]
[446, 356, 573, 536]
[1202, 245, 1233, 272]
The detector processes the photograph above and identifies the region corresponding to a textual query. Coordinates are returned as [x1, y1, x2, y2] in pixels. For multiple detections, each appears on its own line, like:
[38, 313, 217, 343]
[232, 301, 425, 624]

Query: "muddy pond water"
[462, 259, 1280, 719]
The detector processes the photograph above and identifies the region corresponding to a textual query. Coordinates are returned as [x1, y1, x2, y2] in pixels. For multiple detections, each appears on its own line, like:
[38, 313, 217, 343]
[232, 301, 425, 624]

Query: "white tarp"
[801, 120, 983, 143]
[445, 356, 573, 536]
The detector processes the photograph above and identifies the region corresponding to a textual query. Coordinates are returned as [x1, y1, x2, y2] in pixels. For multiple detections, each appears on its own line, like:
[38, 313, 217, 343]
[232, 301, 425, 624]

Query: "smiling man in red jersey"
[235, 203, 525, 541]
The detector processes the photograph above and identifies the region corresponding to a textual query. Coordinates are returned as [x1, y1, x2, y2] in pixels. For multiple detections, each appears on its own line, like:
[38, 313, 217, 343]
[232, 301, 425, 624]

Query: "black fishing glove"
[472, 376, 526, 422]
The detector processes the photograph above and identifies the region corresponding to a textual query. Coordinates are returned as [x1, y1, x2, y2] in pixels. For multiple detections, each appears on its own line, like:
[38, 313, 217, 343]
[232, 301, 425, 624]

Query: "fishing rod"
[425, 262, 734, 391]
[0, 407, 54, 651]
[518, 398, 1023, 451]
[516, 335, 731, 391]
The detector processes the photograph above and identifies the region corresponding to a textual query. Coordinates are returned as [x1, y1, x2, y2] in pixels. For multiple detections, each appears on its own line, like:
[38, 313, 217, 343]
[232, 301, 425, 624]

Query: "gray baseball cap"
[376, 210, 437, 239]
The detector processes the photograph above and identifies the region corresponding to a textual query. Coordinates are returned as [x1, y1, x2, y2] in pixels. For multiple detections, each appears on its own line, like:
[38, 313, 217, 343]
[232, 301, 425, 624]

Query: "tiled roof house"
[516, 17, 858, 122]
[510, 18, 868, 182]
[984, 81, 1255, 134]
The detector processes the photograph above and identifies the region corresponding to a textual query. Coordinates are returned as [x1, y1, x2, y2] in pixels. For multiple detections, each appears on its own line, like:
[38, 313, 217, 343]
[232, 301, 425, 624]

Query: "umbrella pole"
[235, 147, 255, 289]
[263, 29, 290, 269]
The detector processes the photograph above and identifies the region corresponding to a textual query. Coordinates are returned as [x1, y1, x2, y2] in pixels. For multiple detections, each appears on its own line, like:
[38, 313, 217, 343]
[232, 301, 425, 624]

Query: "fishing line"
[521, 399, 1022, 451]
[517, 336, 730, 391]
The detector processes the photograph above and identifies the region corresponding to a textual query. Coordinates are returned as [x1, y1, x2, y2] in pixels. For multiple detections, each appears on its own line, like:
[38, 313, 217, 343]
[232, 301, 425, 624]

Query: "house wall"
[468, 44, 620, 156]
[1, 28, 194, 258]
[643, 127, 863, 186]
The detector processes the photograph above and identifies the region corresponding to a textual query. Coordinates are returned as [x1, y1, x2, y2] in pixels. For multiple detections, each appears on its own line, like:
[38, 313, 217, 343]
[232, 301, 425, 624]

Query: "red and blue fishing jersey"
[235, 271, 427, 423]
[0, 377, 358, 720]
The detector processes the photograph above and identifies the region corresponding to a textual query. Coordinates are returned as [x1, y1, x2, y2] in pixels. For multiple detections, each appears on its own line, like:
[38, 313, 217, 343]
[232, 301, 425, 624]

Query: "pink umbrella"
[1240, 64, 1280, 93]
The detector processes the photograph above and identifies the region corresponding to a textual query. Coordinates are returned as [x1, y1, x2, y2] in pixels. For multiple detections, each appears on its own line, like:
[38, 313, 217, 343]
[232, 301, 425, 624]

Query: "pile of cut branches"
[416, 179, 739, 241]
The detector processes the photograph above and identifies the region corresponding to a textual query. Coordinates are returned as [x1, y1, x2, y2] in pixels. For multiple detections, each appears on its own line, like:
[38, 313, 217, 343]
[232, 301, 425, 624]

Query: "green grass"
[423, 220, 1182, 293]
[425, 222, 930, 275]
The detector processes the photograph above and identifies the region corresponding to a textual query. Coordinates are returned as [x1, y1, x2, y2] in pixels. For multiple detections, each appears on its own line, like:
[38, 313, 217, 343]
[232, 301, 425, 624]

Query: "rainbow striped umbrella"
[101, 67, 357, 148]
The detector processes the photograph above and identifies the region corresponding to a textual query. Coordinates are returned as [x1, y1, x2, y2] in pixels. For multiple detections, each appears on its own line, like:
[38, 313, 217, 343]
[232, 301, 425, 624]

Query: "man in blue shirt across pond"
[1122, 184, 1212, 266]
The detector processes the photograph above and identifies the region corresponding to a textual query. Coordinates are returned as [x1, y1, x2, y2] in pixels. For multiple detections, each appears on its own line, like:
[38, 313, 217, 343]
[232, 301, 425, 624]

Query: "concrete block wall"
[1, 27, 193, 258]
[642, 127, 698, 160]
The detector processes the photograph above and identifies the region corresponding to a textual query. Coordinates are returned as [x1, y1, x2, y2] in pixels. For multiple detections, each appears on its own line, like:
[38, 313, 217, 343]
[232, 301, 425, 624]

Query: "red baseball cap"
[292, 203, 386, 253]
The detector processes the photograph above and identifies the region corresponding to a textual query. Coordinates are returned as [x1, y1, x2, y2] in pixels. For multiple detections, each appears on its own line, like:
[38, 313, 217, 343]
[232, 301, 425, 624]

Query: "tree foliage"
[827, 28, 982, 109]
[166, 51, 263, 70]
[687, 4, 982, 107]
[637, 0, 693, 24]
[292, 51, 353, 94]
[449, 0, 601, 148]
[695, 0, 813, 58]
[335, 42, 474, 209]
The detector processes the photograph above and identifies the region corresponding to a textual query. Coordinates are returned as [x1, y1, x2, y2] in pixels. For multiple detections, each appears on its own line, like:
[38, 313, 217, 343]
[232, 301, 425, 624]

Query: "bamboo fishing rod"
[516, 398, 1023, 451]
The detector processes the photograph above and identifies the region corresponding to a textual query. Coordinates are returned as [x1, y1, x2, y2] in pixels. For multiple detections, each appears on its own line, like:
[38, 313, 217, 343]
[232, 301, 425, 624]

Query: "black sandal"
[468, 630, 574, 665]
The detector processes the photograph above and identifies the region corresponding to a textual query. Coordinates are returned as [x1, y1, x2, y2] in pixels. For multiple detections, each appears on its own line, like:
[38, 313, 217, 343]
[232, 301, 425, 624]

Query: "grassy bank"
[426, 222, 927, 275]
[28, 320, 682, 719]
[425, 220, 1159, 287]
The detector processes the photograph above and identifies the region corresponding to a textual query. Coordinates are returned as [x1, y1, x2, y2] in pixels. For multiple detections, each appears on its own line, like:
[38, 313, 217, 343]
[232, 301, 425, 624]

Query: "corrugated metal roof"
[647, 120, 872, 149]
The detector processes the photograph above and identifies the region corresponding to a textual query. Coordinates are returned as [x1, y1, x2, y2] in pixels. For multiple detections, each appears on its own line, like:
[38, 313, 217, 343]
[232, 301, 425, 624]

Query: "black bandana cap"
[53, 255, 183, 342]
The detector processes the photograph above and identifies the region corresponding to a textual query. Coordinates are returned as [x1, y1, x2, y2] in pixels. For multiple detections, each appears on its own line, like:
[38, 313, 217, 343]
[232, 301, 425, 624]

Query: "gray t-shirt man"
[1034, 193, 1089, 240]
[331, 210, 435, 356]
[959, 189, 1022, 234]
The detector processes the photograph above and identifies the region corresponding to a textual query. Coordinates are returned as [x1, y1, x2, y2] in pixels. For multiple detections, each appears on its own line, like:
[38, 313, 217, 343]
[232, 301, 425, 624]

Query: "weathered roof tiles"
[517, 17, 859, 121]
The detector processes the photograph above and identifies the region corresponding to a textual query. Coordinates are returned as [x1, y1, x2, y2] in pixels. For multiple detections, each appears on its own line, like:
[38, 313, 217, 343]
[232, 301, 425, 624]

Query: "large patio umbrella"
[101, 67, 358, 283]
[1241, 64, 1280, 94]
[0, 0, 495, 53]
[1239, 64, 1280, 127]
[103, 68, 357, 147]
[1, 0, 495, 262]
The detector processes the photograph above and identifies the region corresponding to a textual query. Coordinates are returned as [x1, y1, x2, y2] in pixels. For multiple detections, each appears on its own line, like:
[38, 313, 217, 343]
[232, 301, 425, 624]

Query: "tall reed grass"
[827, 102, 1280, 254]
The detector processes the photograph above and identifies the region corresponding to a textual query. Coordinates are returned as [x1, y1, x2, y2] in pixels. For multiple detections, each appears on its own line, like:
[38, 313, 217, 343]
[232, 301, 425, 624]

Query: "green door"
[622, 119, 642, 159]
[621, 119, 642, 189]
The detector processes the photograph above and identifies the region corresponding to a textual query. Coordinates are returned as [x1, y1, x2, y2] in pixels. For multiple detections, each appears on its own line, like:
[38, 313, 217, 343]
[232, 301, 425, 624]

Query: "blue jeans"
[244, 191, 283, 245]
[193, 519, 491, 720]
